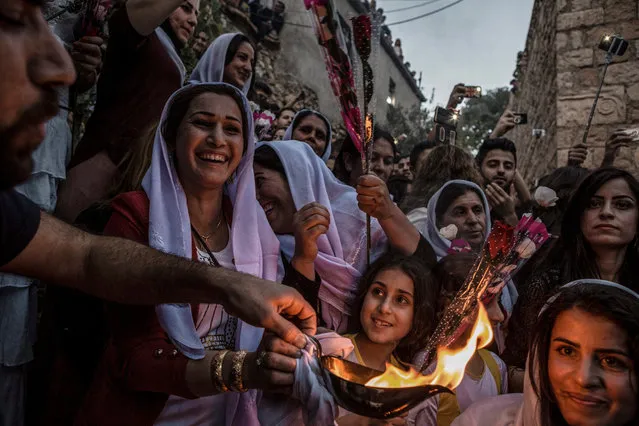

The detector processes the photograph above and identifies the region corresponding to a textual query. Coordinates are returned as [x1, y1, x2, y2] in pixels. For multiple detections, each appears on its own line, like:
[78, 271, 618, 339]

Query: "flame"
[365, 303, 493, 389]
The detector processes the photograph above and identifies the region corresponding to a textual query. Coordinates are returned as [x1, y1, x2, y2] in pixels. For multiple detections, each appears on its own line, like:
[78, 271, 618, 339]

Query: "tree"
[456, 87, 510, 153]
[385, 103, 433, 156]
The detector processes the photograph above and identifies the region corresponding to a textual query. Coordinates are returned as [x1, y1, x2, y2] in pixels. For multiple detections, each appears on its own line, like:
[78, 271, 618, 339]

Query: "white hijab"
[452, 279, 639, 426]
[190, 32, 253, 95]
[282, 110, 333, 163]
[142, 82, 280, 425]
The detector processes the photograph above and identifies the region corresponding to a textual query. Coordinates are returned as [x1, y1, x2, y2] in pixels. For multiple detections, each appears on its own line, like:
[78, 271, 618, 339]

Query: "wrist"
[377, 203, 399, 222]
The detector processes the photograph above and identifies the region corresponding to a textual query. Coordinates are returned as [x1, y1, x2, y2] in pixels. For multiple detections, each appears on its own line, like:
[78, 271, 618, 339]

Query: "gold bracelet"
[210, 350, 230, 393]
[230, 350, 248, 393]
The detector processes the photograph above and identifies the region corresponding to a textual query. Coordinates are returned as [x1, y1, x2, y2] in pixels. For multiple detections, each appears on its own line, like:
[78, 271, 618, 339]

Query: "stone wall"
[513, 0, 639, 183]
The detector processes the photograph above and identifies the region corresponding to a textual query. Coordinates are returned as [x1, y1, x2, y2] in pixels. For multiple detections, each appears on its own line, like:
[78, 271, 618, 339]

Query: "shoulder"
[104, 191, 150, 242]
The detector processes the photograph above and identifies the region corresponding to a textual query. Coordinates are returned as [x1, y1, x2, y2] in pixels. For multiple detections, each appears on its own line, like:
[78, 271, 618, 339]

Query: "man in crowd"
[0, 2, 315, 423]
[192, 30, 210, 58]
[55, 0, 200, 223]
[276, 107, 296, 130]
[396, 155, 412, 180]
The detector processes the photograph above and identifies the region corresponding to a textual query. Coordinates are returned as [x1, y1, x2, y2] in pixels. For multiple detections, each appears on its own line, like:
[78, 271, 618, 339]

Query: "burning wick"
[365, 303, 493, 389]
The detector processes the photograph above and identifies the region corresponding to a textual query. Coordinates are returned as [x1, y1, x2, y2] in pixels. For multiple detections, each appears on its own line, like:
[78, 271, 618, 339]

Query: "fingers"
[485, 184, 505, 206]
[263, 333, 303, 358]
[264, 288, 317, 344]
[262, 351, 298, 374]
[72, 41, 102, 60]
[488, 183, 509, 198]
[78, 36, 104, 46]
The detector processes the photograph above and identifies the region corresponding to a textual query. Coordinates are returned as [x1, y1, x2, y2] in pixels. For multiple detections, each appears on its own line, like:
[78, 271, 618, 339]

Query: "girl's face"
[548, 307, 637, 426]
[254, 163, 296, 234]
[175, 92, 244, 191]
[439, 191, 486, 248]
[581, 178, 638, 250]
[360, 268, 414, 347]
[292, 115, 328, 158]
[223, 42, 254, 90]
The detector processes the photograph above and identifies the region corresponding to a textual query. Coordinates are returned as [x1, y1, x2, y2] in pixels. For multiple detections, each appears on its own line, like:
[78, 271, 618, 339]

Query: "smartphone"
[434, 107, 459, 127]
[598, 34, 629, 56]
[464, 86, 482, 99]
[513, 113, 528, 125]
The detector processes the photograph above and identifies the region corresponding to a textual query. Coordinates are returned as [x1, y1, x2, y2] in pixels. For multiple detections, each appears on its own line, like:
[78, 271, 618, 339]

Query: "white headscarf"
[256, 141, 387, 332]
[142, 82, 280, 425]
[282, 110, 333, 163]
[452, 279, 639, 426]
[190, 32, 253, 95]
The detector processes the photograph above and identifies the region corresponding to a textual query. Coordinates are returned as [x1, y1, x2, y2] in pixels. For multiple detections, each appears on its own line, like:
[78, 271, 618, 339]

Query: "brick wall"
[513, 0, 639, 182]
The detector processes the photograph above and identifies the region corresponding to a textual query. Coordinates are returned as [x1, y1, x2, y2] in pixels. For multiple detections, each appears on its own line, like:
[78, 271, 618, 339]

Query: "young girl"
[432, 253, 508, 413]
[321, 252, 461, 426]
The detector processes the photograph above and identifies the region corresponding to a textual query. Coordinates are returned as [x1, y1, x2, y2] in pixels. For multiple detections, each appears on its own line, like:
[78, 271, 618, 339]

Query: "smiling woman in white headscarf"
[74, 83, 316, 426]
[190, 32, 256, 94]
[282, 110, 333, 163]
[453, 280, 639, 426]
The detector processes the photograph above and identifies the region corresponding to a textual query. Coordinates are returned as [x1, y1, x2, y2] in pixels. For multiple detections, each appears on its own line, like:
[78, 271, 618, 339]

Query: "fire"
[365, 303, 493, 389]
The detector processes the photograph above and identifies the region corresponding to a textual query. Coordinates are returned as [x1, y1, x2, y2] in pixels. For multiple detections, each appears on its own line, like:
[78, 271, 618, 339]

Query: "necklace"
[193, 212, 224, 241]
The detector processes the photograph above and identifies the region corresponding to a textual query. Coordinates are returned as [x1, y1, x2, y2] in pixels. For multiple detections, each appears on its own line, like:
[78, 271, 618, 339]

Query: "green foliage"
[183, 0, 224, 72]
[456, 87, 510, 153]
[385, 103, 433, 156]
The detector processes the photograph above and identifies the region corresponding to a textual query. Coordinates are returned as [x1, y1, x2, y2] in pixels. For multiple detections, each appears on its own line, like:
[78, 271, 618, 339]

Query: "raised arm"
[126, 0, 188, 36]
[2, 213, 316, 343]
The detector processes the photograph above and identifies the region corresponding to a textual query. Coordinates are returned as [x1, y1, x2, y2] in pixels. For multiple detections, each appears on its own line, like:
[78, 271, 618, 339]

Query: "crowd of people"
[2, 1, 639, 426]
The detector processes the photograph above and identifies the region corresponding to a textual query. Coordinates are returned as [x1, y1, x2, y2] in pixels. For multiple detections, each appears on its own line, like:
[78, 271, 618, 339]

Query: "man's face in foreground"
[0, 0, 75, 190]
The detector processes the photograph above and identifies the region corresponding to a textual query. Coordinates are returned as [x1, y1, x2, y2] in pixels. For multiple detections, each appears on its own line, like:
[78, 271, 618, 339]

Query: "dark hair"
[543, 167, 639, 286]
[291, 110, 330, 142]
[409, 140, 437, 173]
[253, 79, 272, 96]
[351, 252, 438, 363]
[224, 34, 256, 92]
[529, 283, 639, 425]
[333, 127, 397, 185]
[278, 108, 296, 119]
[401, 145, 483, 214]
[163, 85, 249, 152]
[254, 144, 287, 179]
[434, 183, 484, 228]
[476, 138, 517, 168]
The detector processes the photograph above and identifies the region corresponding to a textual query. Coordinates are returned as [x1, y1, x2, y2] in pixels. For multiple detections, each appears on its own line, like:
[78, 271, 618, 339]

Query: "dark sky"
[380, 0, 535, 106]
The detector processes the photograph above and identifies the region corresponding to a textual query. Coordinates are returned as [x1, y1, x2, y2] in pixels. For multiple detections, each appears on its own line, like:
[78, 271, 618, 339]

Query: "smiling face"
[581, 178, 638, 251]
[548, 308, 637, 426]
[223, 41, 254, 91]
[360, 268, 415, 347]
[292, 114, 329, 158]
[0, 0, 76, 190]
[254, 163, 296, 234]
[193, 31, 209, 55]
[173, 92, 244, 193]
[168, 1, 199, 46]
[480, 149, 516, 191]
[439, 190, 486, 248]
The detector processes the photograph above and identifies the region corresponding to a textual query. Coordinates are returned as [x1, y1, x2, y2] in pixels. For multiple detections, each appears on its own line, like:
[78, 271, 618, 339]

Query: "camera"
[434, 107, 458, 145]
[513, 113, 528, 125]
[598, 34, 628, 56]
[464, 86, 482, 99]
[532, 129, 546, 138]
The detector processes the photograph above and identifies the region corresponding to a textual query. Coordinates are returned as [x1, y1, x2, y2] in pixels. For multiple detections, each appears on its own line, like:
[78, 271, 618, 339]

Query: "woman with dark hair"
[190, 32, 256, 94]
[333, 127, 397, 186]
[453, 280, 639, 426]
[401, 145, 484, 236]
[282, 110, 333, 162]
[74, 83, 312, 425]
[504, 167, 639, 375]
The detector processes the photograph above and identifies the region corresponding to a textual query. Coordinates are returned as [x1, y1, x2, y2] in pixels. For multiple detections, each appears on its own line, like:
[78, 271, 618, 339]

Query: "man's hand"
[293, 202, 330, 264]
[567, 143, 588, 167]
[446, 83, 466, 109]
[601, 130, 635, 167]
[242, 332, 302, 393]
[356, 174, 394, 220]
[490, 110, 516, 139]
[71, 36, 104, 92]
[485, 183, 518, 226]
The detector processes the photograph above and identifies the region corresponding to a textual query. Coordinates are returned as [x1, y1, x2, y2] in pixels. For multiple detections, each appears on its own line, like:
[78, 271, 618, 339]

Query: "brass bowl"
[309, 337, 453, 419]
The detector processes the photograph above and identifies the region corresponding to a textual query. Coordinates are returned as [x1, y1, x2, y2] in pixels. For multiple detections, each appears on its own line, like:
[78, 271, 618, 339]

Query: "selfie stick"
[581, 51, 614, 145]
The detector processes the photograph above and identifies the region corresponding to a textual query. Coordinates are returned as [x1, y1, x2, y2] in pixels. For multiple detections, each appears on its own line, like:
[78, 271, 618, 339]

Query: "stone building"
[511, 0, 639, 183]
[270, 0, 425, 124]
